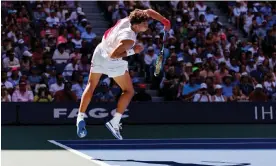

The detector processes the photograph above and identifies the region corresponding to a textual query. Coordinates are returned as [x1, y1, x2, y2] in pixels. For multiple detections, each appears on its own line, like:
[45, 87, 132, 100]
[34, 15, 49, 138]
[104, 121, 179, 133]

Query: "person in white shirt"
[1, 72, 13, 90]
[212, 84, 227, 102]
[12, 81, 34, 102]
[46, 10, 60, 27]
[196, 2, 207, 16]
[264, 74, 276, 95]
[49, 74, 64, 96]
[144, 46, 157, 82]
[233, 2, 242, 28]
[193, 83, 212, 102]
[269, 52, 276, 70]
[2, 51, 20, 69]
[76, 9, 171, 140]
[62, 57, 79, 79]
[52, 43, 70, 64]
[243, 9, 254, 35]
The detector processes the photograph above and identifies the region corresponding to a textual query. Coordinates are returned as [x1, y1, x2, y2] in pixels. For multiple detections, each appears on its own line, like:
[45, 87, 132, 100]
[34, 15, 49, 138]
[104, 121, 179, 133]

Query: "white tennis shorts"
[90, 43, 128, 78]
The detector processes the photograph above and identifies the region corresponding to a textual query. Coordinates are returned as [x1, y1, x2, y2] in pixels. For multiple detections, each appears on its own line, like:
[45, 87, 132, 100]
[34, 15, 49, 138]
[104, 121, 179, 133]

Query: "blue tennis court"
[49, 138, 276, 166]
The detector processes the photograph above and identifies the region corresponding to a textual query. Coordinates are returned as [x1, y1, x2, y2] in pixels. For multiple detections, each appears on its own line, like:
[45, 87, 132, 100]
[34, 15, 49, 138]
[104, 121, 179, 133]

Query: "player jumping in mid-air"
[76, 9, 171, 140]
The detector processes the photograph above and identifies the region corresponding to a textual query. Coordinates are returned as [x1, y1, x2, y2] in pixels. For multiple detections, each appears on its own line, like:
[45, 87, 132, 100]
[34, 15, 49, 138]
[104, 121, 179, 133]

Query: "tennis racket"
[154, 29, 167, 77]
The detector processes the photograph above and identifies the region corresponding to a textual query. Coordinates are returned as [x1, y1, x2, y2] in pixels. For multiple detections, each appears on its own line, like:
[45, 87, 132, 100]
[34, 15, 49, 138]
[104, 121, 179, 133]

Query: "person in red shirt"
[54, 80, 77, 102]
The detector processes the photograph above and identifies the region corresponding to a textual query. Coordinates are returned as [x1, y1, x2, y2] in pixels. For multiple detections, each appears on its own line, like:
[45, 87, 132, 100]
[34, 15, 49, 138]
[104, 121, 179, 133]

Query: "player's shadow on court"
[95, 159, 250, 166]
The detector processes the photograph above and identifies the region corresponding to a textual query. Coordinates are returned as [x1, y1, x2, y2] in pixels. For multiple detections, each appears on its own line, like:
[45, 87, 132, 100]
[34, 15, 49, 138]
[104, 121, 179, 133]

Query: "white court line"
[65, 142, 276, 146]
[56, 138, 276, 142]
[48, 140, 112, 166]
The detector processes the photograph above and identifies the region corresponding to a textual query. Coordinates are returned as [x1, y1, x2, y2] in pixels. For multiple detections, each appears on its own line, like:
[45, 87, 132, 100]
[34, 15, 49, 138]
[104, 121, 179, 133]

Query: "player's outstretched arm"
[109, 40, 144, 59]
[144, 9, 171, 30]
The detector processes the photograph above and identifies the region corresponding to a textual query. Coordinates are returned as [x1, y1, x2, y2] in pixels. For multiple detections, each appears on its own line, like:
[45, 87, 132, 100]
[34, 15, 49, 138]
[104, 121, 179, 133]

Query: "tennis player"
[77, 9, 171, 139]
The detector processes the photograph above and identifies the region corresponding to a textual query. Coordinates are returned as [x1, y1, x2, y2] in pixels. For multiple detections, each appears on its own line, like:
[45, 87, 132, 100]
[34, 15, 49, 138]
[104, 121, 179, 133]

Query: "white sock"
[110, 112, 122, 126]
[77, 112, 85, 121]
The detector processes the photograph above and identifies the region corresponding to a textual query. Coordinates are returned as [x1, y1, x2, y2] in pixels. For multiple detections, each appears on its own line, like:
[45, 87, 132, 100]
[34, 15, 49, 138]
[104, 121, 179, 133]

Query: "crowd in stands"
[1, 1, 276, 102]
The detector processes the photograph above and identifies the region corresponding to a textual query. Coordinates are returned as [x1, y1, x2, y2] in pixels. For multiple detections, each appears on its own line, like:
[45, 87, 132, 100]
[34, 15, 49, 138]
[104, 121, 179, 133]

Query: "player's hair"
[129, 9, 149, 25]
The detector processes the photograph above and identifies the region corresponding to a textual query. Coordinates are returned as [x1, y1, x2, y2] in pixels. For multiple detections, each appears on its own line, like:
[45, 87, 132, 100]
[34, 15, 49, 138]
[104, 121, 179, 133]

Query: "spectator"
[212, 84, 227, 102]
[3, 50, 20, 69]
[46, 10, 60, 27]
[1, 71, 13, 91]
[81, 25, 97, 43]
[71, 74, 86, 101]
[49, 73, 64, 95]
[52, 43, 70, 64]
[193, 83, 212, 102]
[34, 84, 52, 102]
[94, 83, 115, 102]
[132, 84, 152, 102]
[229, 86, 248, 102]
[222, 75, 234, 98]
[181, 74, 200, 101]
[249, 84, 268, 102]
[8, 68, 21, 87]
[1, 86, 11, 102]
[12, 80, 34, 102]
[144, 46, 157, 82]
[62, 57, 79, 80]
[54, 80, 77, 102]
[112, 5, 128, 24]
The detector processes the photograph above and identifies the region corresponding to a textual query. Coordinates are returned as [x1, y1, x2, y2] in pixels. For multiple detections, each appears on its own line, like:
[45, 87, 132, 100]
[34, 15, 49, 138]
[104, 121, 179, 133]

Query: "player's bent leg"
[105, 71, 134, 140]
[77, 72, 102, 138]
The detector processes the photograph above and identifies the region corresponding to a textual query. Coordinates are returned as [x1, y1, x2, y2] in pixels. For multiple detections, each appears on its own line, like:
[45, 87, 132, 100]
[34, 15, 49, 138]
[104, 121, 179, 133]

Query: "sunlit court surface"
[2, 125, 276, 166]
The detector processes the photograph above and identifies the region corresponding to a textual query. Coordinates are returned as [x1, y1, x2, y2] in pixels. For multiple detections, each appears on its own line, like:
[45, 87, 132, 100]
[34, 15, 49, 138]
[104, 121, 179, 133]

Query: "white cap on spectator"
[177, 57, 184, 62]
[78, 11, 85, 16]
[176, 17, 182, 22]
[200, 83, 207, 89]
[207, 53, 213, 58]
[241, 72, 248, 77]
[37, 4, 42, 8]
[195, 58, 202, 64]
[169, 45, 175, 49]
[186, 62, 192, 67]
[155, 35, 160, 39]
[183, 10, 188, 13]
[23, 50, 32, 57]
[142, 34, 147, 38]
[255, 84, 263, 89]
[148, 46, 154, 51]
[81, 19, 87, 22]
[169, 36, 176, 40]
[18, 39, 24, 44]
[215, 84, 222, 89]
[147, 35, 152, 38]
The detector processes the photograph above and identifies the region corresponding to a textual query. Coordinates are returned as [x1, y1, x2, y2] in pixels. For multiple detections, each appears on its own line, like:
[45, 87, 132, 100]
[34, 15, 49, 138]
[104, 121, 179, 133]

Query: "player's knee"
[124, 88, 135, 97]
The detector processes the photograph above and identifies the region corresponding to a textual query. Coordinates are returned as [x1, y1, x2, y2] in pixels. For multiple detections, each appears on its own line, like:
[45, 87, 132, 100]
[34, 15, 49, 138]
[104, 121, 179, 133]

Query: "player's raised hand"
[161, 18, 171, 31]
[133, 44, 144, 54]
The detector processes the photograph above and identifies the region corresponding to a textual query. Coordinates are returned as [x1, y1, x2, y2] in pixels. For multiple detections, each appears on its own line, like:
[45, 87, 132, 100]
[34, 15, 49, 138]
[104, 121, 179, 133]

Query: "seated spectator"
[12, 80, 34, 102]
[249, 84, 268, 102]
[94, 83, 115, 102]
[1, 86, 11, 102]
[46, 10, 60, 27]
[222, 75, 234, 98]
[132, 84, 152, 102]
[112, 5, 128, 24]
[181, 74, 200, 101]
[212, 84, 227, 102]
[229, 86, 248, 102]
[52, 43, 70, 64]
[49, 73, 64, 96]
[71, 31, 83, 50]
[3, 50, 20, 69]
[71, 75, 86, 101]
[263, 73, 276, 97]
[144, 46, 157, 82]
[214, 61, 229, 84]
[8, 67, 21, 87]
[81, 25, 96, 43]
[54, 80, 77, 102]
[193, 83, 212, 102]
[1, 71, 13, 91]
[62, 57, 79, 80]
[28, 66, 42, 88]
[34, 84, 52, 102]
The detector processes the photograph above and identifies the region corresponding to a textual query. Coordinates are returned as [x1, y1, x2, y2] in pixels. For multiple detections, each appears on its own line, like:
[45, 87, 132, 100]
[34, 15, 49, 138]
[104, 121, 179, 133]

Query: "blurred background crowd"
[1, 1, 276, 103]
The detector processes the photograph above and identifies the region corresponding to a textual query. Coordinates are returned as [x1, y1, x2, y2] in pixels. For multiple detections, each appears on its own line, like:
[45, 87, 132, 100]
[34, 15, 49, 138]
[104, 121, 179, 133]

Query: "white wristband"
[126, 49, 135, 56]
